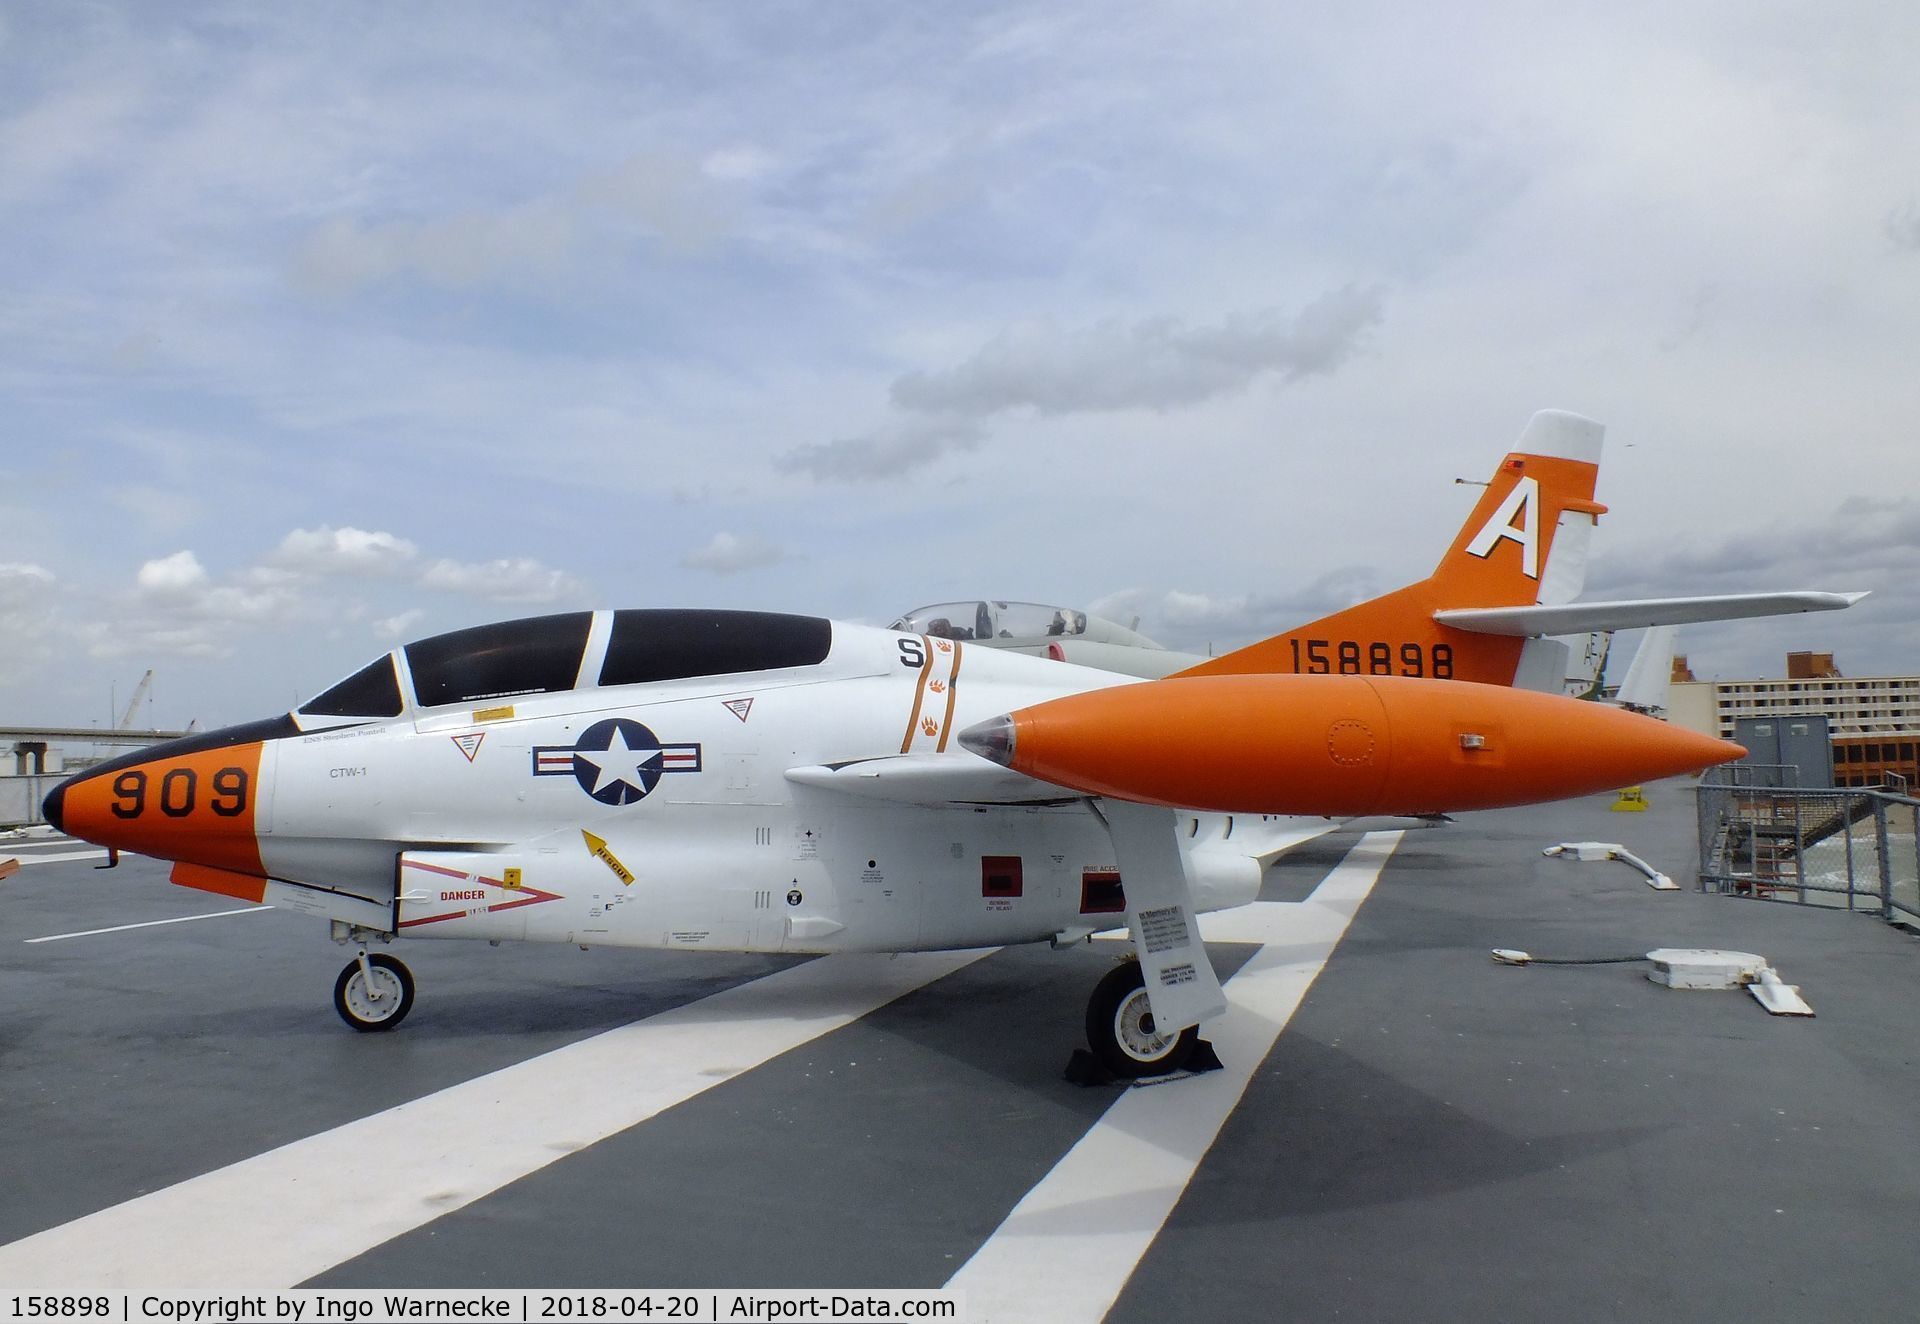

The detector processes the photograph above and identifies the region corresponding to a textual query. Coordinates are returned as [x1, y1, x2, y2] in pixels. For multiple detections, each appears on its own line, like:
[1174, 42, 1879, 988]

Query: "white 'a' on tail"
[1177, 410, 1606, 689]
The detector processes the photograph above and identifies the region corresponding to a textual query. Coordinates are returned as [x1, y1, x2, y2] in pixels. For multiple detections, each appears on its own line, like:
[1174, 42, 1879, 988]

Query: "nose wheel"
[334, 951, 415, 1032]
[1085, 959, 1199, 1078]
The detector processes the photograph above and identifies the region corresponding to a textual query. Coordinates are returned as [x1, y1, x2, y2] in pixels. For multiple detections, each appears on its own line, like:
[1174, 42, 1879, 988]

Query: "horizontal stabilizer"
[786, 754, 1081, 806]
[1434, 590, 1867, 637]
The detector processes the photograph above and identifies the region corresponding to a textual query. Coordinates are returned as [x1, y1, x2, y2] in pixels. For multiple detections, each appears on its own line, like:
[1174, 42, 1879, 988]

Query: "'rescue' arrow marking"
[582, 830, 635, 887]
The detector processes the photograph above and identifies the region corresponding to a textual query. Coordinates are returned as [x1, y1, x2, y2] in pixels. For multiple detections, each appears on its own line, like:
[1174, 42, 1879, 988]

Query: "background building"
[1668, 652, 1919, 789]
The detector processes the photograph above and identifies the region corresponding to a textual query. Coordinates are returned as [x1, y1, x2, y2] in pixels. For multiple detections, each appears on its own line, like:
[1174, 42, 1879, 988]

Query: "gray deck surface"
[3, 779, 1916, 1320]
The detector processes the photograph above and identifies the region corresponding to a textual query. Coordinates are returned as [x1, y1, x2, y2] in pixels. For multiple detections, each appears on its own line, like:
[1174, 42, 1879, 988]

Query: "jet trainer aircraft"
[48, 412, 1777, 1076]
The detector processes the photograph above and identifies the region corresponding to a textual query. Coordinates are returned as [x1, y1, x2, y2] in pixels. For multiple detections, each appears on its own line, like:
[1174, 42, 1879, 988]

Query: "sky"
[3, 1, 1919, 733]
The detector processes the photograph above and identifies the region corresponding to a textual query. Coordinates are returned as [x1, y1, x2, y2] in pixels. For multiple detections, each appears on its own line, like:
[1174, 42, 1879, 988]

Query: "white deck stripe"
[946, 831, 1403, 1322]
[23, 906, 275, 943]
[9, 849, 109, 865]
[0, 948, 989, 1289]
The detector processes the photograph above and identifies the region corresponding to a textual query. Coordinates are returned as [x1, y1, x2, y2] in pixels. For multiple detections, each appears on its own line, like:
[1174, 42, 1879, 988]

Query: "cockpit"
[889, 601, 1090, 642]
[295, 609, 834, 722]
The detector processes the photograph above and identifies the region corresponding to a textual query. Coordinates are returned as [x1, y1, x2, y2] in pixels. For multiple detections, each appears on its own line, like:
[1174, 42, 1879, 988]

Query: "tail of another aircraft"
[1613, 624, 1677, 714]
[1178, 410, 1607, 689]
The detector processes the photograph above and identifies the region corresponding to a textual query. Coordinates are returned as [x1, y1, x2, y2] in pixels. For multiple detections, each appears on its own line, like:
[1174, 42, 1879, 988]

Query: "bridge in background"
[3, 725, 189, 826]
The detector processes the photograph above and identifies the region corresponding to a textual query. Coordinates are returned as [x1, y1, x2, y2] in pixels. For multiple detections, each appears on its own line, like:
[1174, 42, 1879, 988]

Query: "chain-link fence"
[1698, 767, 1920, 924]
[0, 773, 60, 828]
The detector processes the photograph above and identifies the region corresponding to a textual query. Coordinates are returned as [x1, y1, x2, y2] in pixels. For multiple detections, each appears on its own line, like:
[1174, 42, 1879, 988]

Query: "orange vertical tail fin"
[1178, 410, 1606, 688]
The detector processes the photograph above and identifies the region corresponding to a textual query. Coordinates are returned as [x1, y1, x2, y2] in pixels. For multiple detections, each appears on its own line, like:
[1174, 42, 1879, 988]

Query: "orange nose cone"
[55, 737, 266, 874]
[966, 674, 1747, 816]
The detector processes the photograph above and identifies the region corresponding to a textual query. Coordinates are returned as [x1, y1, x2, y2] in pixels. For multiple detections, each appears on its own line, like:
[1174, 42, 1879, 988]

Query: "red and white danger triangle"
[723, 698, 754, 723]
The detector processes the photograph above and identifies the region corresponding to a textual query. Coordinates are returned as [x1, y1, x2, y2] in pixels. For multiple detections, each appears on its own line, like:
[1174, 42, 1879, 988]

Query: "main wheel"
[1085, 960, 1198, 1079]
[334, 953, 415, 1032]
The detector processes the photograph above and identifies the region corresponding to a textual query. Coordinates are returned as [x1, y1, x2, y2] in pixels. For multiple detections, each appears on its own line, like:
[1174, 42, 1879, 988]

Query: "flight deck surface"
[3, 780, 1916, 1320]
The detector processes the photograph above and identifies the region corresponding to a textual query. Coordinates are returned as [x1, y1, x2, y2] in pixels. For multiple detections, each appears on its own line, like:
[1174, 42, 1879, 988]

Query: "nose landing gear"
[333, 950, 415, 1031]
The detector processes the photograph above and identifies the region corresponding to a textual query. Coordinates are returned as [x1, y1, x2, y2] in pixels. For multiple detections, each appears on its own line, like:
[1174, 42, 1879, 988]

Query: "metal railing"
[1697, 767, 1920, 925]
[0, 774, 59, 829]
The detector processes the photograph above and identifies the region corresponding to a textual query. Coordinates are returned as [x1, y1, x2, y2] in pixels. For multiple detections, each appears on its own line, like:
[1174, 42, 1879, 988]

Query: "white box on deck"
[1646, 948, 1766, 990]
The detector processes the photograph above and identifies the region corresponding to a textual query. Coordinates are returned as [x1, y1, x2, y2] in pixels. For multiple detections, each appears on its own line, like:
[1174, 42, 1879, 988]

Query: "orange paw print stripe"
[900, 637, 964, 753]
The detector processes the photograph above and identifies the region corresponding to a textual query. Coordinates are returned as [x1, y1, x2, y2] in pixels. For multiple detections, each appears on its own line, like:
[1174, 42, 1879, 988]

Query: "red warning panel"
[1080, 868, 1125, 915]
[981, 855, 1023, 898]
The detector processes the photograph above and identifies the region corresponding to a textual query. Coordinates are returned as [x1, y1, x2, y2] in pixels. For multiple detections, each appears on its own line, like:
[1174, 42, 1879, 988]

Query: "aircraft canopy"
[300, 654, 405, 718]
[296, 609, 834, 719]
[890, 600, 1158, 647]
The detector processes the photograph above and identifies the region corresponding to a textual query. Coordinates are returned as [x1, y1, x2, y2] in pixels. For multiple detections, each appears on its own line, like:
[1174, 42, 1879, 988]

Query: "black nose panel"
[42, 781, 67, 834]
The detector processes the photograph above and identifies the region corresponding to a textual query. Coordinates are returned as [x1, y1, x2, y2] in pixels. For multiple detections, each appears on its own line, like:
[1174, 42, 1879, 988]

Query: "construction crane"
[117, 670, 154, 731]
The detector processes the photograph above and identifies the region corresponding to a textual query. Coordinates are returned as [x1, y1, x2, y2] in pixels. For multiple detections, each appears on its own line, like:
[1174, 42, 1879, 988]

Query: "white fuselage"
[255, 622, 1298, 956]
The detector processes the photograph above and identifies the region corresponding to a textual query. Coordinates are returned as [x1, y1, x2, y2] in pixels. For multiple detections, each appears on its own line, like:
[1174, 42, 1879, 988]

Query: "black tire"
[333, 953, 415, 1032]
[1085, 960, 1198, 1079]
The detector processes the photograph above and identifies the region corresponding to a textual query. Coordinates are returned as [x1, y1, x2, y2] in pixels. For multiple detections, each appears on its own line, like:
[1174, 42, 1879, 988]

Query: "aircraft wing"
[788, 757, 1434, 862]
[785, 754, 1084, 807]
[1434, 590, 1867, 636]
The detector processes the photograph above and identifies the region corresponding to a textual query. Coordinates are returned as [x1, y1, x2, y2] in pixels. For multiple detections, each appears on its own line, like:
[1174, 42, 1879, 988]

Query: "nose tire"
[334, 953, 415, 1032]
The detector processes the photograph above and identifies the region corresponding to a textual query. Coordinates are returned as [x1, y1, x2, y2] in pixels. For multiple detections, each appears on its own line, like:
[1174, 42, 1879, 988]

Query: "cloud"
[577, 150, 736, 256]
[1090, 566, 1383, 654]
[679, 532, 786, 574]
[419, 556, 585, 605]
[890, 286, 1386, 418]
[9, 4, 1920, 718]
[1886, 201, 1920, 252]
[774, 418, 984, 482]
[372, 608, 425, 638]
[0, 80, 145, 207]
[0, 561, 55, 590]
[1658, 283, 1721, 354]
[1585, 496, 1918, 681]
[0, 563, 59, 682]
[135, 550, 209, 596]
[785, 286, 1383, 483]
[274, 526, 419, 576]
[98, 551, 308, 661]
[270, 526, 575, 603]
[1591, 496, 1919, 596]
[89, 531, 585, 662]
[267, 525, 582, 606]
[295, 208, 576, 295]
[105, 483, 202, 535]
[291, 151, 731, 295]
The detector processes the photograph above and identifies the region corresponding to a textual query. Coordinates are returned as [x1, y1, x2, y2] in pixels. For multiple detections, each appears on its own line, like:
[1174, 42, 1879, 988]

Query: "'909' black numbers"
[160, 768, 196, 817]
[107, 766, 249, 820]
[110, 770, 146, 818]
[211, 767, 248, 816]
